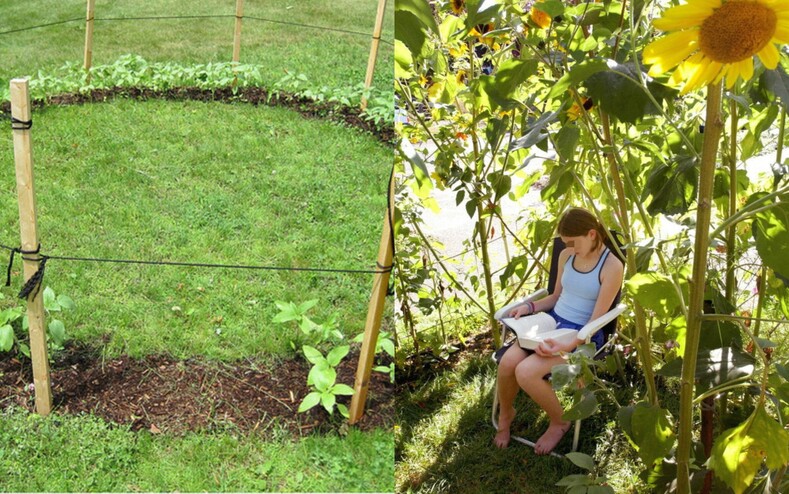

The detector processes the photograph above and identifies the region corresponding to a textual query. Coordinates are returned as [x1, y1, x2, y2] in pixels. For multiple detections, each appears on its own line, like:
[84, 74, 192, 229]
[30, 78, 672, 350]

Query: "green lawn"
[396, 353, 649, 493]
[0, 98, 391, 361]
[0, 407, 394, 492]
[0, 0, 393, 92]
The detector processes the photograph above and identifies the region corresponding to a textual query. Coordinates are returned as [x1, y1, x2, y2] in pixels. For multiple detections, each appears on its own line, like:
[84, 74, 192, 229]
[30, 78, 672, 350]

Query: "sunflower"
[643, 0, 789, 94]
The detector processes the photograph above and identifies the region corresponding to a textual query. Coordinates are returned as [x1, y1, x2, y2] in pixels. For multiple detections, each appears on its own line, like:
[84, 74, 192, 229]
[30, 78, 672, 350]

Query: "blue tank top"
[553, 247, 610, 325]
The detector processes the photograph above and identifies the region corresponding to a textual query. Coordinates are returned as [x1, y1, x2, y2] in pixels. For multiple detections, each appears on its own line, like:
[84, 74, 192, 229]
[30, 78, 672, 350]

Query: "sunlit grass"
[0, 98, 391, 361]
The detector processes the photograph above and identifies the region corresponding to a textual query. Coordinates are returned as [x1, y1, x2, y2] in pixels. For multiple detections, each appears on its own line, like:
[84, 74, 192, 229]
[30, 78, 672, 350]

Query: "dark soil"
[1, 86, 394, 144]
[0, 343, 393, 436]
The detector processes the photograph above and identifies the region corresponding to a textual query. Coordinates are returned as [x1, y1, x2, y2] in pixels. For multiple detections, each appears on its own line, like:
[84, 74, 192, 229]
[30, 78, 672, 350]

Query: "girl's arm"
[509, 249, 570, 318]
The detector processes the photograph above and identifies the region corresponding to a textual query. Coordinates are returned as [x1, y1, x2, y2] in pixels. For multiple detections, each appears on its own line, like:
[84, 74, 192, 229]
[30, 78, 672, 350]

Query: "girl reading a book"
[493, 207, 624, 454]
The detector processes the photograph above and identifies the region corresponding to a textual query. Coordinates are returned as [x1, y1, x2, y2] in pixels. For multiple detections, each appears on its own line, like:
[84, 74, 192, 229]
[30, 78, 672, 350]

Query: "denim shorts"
[548, 309, 604, 350]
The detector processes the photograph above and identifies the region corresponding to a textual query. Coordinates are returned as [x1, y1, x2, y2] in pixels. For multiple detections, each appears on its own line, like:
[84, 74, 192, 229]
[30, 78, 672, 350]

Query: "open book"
[499, 312, 580, 351]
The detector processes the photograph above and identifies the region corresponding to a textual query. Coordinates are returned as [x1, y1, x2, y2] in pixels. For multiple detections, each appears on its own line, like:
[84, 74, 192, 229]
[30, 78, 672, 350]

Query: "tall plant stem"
[677, 81, 724, 494]
[476, 204, 501, 347]
[726, 99, 738, 302]
[600, 111, 658, 405]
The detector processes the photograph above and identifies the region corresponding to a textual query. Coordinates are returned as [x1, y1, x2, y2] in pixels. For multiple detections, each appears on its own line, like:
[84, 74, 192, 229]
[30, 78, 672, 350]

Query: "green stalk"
[601, 111, 658, 406]
[476, 203, 501, 347]
[725, 99, 738, 302]
[676, 81, 724, 494]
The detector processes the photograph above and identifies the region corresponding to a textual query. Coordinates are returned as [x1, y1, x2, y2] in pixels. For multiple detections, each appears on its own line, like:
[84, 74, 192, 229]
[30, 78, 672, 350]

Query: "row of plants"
[0, 54, 394, 132]
[395, 0, 789, 493]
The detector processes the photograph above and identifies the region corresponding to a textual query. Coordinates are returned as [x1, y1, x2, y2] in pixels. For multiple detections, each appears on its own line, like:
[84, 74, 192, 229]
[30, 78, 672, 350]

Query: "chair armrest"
[494, 288, 549, 321]
[576, 303, 627, 342]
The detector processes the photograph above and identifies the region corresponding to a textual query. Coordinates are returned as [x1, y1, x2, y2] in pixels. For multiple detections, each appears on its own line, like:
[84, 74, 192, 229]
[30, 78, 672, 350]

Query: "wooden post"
[84, 0, 96, 81]
[232, 0, 244, 64]
[361, 0, 387, 110]
[349, 171, 394, 424]
[10, 79, 52, 416]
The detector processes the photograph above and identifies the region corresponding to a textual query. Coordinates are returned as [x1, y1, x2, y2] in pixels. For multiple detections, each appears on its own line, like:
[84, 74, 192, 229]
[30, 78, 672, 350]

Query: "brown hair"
[557, 207, 608, 250]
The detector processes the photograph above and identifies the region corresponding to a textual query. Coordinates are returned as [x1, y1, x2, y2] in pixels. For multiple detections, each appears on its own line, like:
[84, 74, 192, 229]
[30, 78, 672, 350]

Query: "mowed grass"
[0, 0, 393, 92]
[0, 407, 394, 492]
[0, 98, 391, 361]
[396, 354, 648, 493]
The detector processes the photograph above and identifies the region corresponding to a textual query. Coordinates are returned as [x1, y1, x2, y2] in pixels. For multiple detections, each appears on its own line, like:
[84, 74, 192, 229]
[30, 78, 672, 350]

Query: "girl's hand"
[536, 338, 575, 356]
[509, 305, 531, 319]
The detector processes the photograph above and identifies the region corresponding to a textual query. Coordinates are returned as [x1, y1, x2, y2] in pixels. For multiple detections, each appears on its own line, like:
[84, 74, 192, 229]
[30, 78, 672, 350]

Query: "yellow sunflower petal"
[678, 53, 708, 94]
[644, 30, 699, 74]
[774, 22, 789, 44]
[652, 2, 718, 32]
[757, 42, 780, 69]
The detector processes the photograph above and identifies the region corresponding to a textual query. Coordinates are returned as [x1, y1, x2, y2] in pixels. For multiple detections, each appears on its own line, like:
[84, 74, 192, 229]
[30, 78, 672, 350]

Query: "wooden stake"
[349, 171, 394, 424]
[232, 0, 244, 64]
[84, 0, 96, 81]
[361, 0, 387, 110]
[10, 79, 52, 416]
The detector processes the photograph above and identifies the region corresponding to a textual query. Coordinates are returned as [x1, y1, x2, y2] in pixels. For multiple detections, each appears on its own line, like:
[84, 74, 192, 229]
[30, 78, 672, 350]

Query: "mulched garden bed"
[0, 343, 393, 436]
[0, 86, 394, 144]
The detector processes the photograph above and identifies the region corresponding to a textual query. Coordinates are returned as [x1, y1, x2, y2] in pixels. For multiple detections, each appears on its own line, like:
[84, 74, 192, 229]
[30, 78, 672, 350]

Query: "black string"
[10, 117, 32, 130]
[244, 16, 371, 38]
[0, 17, 83, 36]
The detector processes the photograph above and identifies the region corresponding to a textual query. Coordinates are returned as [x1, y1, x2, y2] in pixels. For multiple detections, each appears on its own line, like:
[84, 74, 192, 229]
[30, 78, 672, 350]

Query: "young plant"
[354, 330, 395, 383]
[273, 299, 343, 348]
[298, 345, 354, 418]
[0, 287, 75, 357]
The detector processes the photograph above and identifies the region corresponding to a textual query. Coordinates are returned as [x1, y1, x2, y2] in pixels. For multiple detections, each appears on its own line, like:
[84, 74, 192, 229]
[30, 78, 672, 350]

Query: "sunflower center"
[699, 1, 777, 63]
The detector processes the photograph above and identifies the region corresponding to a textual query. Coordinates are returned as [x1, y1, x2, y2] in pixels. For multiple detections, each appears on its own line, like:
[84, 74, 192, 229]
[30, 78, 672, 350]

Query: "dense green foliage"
[395, 0, 789, 492]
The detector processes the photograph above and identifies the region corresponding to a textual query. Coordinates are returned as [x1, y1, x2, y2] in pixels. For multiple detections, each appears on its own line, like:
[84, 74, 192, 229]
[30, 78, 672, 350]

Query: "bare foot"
[534, 421, 571, 455]
[494, 406, 516, 448]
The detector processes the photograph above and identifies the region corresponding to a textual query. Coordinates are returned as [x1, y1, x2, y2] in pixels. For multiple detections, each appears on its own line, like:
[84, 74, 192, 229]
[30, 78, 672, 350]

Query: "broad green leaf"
[537, 0, 565, 18]
[326, 345, 350, 367]
[565, 452, 595, 471]
[508, 111, 558, 152]
[297, 299, 319, 313]
[48, 319, 66, 346]
[320, 391, 336, 413]
[0, 324, 13, 352]
[631, 404, 675, 466]
[56, 294, 76, 311]
[308, 362, 336, 392]
[563, 389, 598, 421]
[550, 363, 581, 390]
[332, 383, 355, 396]
[399, 139, 432, 198]
[380, 338, 395, 357]
[394, 0, 438, 59]
[476, 60, 537, 110]
[547, 59, 609, 100]
[43, 287, 59, 312]
[761, 66, 789, 112]
[584, 63, 661, 123]
[297, 391, 321, 413]
[394, 40, 413, 79]
[465, 0, 503, 30]
[656, 347, 755, 391]
[643, 156, 698, 216]
[709, 404, 789, 494]
[625, 273, 681, 318]
[556, 474, 593, 487]
[555, 125, 580, 162]
[752, 195, 789, 279]
[302, 345, 325, 365]
[272, 301, 299, 323]
[337, 403, 350, 418]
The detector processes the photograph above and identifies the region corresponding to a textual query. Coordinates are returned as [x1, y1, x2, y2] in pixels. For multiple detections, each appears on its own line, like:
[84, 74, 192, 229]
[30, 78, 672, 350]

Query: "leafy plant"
[273, 299, 343, 348]
[354, 330, 395, 383]
[298, 345, 354, 418]
[0, 287, 75, 357]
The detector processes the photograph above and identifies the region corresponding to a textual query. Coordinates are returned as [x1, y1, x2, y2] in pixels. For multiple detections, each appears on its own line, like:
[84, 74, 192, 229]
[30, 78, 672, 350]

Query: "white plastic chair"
[491, 289, 626, 457]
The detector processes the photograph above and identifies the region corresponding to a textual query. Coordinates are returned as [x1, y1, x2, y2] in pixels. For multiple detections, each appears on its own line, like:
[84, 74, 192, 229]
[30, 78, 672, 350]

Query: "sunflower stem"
[676, 81, 723, 494]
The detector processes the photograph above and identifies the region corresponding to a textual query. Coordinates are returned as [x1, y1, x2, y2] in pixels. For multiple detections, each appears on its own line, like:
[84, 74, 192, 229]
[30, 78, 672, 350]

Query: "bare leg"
[515, 354, 571, 455]
[494, 344, 529, 448]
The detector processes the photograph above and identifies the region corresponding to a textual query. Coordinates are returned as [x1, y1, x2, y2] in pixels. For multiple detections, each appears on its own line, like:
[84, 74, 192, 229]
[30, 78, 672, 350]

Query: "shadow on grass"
[396, 354, 591, 494]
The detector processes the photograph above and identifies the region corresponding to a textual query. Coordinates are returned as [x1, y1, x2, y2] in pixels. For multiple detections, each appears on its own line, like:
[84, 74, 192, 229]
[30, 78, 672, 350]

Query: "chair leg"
[572, 419, 581, 452]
